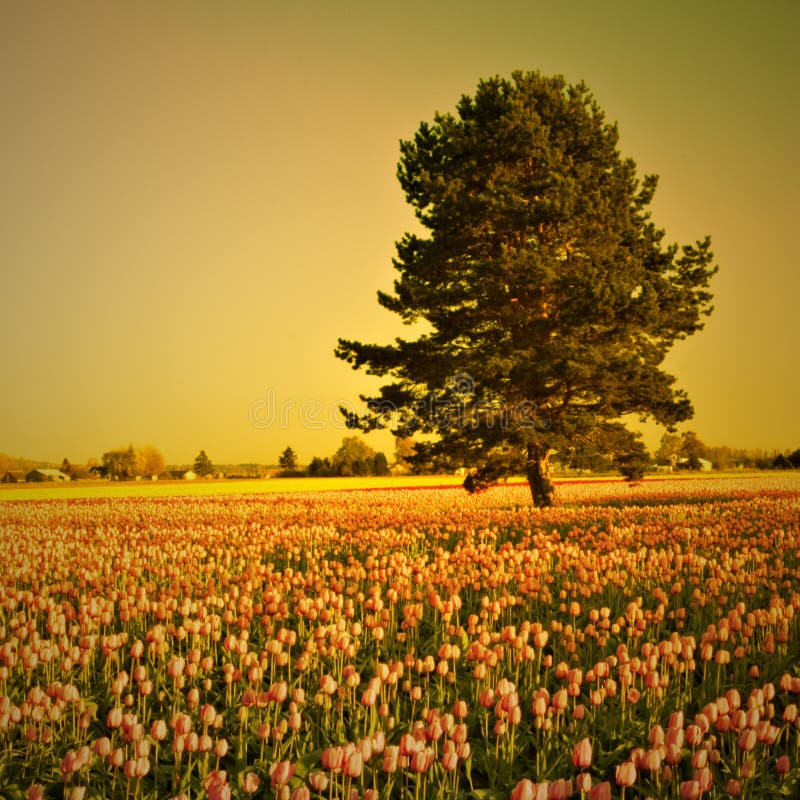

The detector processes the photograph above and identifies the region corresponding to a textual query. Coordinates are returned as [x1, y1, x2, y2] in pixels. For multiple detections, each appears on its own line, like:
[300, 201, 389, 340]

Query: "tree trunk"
[526, 445, 556, 507]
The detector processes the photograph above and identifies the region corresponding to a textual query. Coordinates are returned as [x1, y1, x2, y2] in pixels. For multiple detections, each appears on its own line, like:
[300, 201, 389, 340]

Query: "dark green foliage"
[336, 71, 717, 506]
[307, 456, 332, 476]
[678, 431, 707, 469]
[332, 436, 377, 476]
[612, 437, 651, 482]
[332, 436, 391, 477]
[568, 445, 614, 474]
[278, 446, 299, 471]
[372, 451, 391, 476]
[193, 449, 215, 477]
[305, 438, 391, 477]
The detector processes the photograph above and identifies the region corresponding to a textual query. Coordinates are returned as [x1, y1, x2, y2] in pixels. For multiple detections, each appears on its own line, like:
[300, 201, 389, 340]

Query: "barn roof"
[27, 468, 70, 479]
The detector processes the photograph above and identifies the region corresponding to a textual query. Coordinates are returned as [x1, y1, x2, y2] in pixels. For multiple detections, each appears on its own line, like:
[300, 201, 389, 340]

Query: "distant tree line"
[652, 432, 800, 471]
[400, 431, 800, 479]
[93, 444, 167, 479]
[2, 433, 798, 485]
[278, 437, 391, 478]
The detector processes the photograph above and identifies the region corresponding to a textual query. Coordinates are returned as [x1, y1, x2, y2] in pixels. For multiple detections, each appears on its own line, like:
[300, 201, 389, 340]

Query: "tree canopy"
[136, 445, 165, 478]
[305, 437, 391, 477]
[193, 450, 215, 477]
[101, 446, 136, 481]
[336, 71, 717, 506]
[332, 436, 381, 477]
[97, 444, 164, 479]
[278, 446, 299, 471]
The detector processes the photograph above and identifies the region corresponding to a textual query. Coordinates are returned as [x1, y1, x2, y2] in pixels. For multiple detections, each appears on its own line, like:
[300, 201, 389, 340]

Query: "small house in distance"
[25, 468, 71, 482]
[1, 470, 26, 483]
[167, 470, 197, 480]
[675, 457, 713, 472]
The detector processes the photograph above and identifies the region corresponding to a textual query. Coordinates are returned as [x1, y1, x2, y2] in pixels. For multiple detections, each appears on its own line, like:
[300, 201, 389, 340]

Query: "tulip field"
[1, 476, 799, 800]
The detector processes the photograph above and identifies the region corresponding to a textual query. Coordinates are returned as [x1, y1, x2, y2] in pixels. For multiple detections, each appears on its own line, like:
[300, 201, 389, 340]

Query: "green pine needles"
[337, 71, 717, 506]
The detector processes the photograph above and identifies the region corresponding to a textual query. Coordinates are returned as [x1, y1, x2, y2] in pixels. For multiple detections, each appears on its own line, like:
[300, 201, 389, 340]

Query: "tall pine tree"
[193, 450, 214, 477]
[337, 71, 717, 506]
[278, 446, 299, 471]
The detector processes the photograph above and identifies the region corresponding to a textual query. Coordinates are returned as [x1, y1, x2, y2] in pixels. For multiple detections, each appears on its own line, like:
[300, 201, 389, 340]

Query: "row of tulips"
[0, 475, 798, 798]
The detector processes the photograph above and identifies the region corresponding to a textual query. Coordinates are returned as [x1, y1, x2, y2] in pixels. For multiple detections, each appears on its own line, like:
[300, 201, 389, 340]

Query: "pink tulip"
[344, 751, 363, 778]
[695, 766, 712, 792]
[548, 778, 572, 799]
[453, 699, 468, 718]
[60, 750, 79, 776]
[643, 749, 661, 772]
[410, 748, 431, 773]
[308, 771, 329, 791]
[572, 737, 592, 769]
[214, 738, 229, 758]
[321, 746, 344, 771]
[665, 742, 682, 765]
[269, 681, 288, 703]
[685, 723, 703, 747]
[382, 745, 399, 773]
[107, 707, 123, 728]
[241, 772, 261, 794]
[679, 781, 700, 800]
[200, 704, 217, 727]
[648, 725, 665, 747]
[208, 784, 231, 800]
[738, 729, 757, 752]
[510, 780, 535, 800]
[150, 719, 167, 741]
[725, 779, 742, 797]
[94, 737, 112, 758]
[615, 761, 636, 787]
[371, 730, 386, 753]
[174, 713, 192, 735]
[442, 744, 460, 771]
[269, 760, 295, 788]
[588, 782, 611, 800]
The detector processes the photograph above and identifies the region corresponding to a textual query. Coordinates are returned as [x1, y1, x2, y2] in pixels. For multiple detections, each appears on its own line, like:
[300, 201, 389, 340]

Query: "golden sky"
[1, 0, 798, 465]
